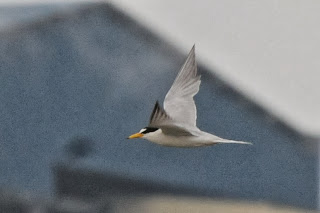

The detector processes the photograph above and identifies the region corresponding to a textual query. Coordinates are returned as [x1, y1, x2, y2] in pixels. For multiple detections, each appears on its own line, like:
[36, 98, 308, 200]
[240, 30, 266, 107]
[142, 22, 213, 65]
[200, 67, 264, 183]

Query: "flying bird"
[128, 45, 251, 147]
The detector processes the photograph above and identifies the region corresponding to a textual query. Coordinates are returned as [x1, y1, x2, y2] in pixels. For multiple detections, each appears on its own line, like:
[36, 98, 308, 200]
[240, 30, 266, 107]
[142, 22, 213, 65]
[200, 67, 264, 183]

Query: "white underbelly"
[146, 133, 215, 147]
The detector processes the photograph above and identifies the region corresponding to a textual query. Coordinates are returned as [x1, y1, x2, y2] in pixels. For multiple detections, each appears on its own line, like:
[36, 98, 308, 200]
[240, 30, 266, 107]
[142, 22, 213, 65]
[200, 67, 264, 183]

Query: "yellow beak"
[128, 132, 143, 139]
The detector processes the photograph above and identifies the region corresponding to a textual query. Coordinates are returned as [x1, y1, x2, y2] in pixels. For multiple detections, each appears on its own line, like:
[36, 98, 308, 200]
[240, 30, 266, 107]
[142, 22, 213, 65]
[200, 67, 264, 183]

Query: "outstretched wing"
[163, 45, 201, 127]
[148, 101, 193, 136]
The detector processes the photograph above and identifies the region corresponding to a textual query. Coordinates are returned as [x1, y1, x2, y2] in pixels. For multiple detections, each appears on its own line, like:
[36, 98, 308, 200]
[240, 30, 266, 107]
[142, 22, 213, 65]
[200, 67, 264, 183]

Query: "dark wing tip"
[149, 101, 170, 126]
[149, 101, 160, 124]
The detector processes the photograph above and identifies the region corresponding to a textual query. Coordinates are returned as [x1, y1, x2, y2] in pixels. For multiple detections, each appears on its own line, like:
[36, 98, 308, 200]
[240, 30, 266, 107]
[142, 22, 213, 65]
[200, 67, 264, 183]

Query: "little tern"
[128, 45, 251, 147]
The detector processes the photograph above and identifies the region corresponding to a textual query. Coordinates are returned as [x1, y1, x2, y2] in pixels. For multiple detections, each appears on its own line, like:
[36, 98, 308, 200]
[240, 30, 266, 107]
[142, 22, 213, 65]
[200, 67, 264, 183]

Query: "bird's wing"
[148, 101, 194, 136]
[163, 45, 201, 127]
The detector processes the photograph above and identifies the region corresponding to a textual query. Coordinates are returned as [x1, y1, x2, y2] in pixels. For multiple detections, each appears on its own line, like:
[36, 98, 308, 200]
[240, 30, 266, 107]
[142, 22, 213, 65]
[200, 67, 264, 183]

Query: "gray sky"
[109, 0, 320, 138]
[0, 0, 319, 138]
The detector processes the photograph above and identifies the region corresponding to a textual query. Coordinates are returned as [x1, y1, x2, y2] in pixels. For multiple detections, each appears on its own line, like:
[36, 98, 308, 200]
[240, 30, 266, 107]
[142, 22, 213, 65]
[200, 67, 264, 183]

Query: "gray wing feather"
[160, 125, 194, 136]
[164, 45, 201, 127]
[148, 101, 194, 136]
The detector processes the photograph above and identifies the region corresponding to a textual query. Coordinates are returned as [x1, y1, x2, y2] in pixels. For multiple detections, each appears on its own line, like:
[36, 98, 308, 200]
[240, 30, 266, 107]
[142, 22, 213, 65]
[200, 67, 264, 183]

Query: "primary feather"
[164, 45, 200, 127]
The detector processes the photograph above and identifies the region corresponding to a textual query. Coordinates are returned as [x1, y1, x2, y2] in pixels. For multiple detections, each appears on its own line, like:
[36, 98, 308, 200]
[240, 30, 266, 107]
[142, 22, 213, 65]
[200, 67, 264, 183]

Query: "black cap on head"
[140, 127, 159, 134]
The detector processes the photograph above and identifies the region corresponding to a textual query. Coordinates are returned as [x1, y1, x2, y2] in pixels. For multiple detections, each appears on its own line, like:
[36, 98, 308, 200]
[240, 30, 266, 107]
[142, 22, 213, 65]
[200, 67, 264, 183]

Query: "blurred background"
[0, 0, 319, 212]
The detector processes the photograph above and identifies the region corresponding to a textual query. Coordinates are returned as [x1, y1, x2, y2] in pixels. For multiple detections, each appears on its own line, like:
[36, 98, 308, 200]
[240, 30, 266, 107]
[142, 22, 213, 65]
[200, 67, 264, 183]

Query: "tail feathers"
[215, 139, 252, 145]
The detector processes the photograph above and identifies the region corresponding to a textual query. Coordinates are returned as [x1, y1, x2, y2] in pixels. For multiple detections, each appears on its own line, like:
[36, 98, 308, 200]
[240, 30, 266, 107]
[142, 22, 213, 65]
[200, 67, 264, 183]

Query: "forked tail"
[215, 139, 252, 145]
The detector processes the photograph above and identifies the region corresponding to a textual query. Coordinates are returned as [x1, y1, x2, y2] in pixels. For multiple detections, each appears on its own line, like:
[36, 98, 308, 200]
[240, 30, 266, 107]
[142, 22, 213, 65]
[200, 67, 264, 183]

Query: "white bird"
[128, 45, 252, 147]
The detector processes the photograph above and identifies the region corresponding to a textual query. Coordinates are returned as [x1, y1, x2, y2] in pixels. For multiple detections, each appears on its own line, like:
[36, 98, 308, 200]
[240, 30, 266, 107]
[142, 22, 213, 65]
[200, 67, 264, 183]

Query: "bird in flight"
[128, 45, 251, 147]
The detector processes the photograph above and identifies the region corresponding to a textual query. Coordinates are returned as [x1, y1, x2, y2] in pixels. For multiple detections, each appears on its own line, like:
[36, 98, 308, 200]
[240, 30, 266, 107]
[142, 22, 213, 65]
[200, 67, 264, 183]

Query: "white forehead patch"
[139, 128, 146, 133]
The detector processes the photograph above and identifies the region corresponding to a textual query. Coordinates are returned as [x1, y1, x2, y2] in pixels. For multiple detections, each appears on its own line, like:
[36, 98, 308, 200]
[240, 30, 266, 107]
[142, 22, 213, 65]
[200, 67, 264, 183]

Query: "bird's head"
[128, 127, 159, 139]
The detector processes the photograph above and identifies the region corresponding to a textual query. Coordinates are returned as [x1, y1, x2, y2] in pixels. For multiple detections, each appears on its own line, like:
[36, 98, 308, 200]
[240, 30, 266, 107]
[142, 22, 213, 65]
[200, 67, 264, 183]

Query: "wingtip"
[149, 100, 160, 124]
[186, 44, 196, 60]
[191, 44, 195, 52]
